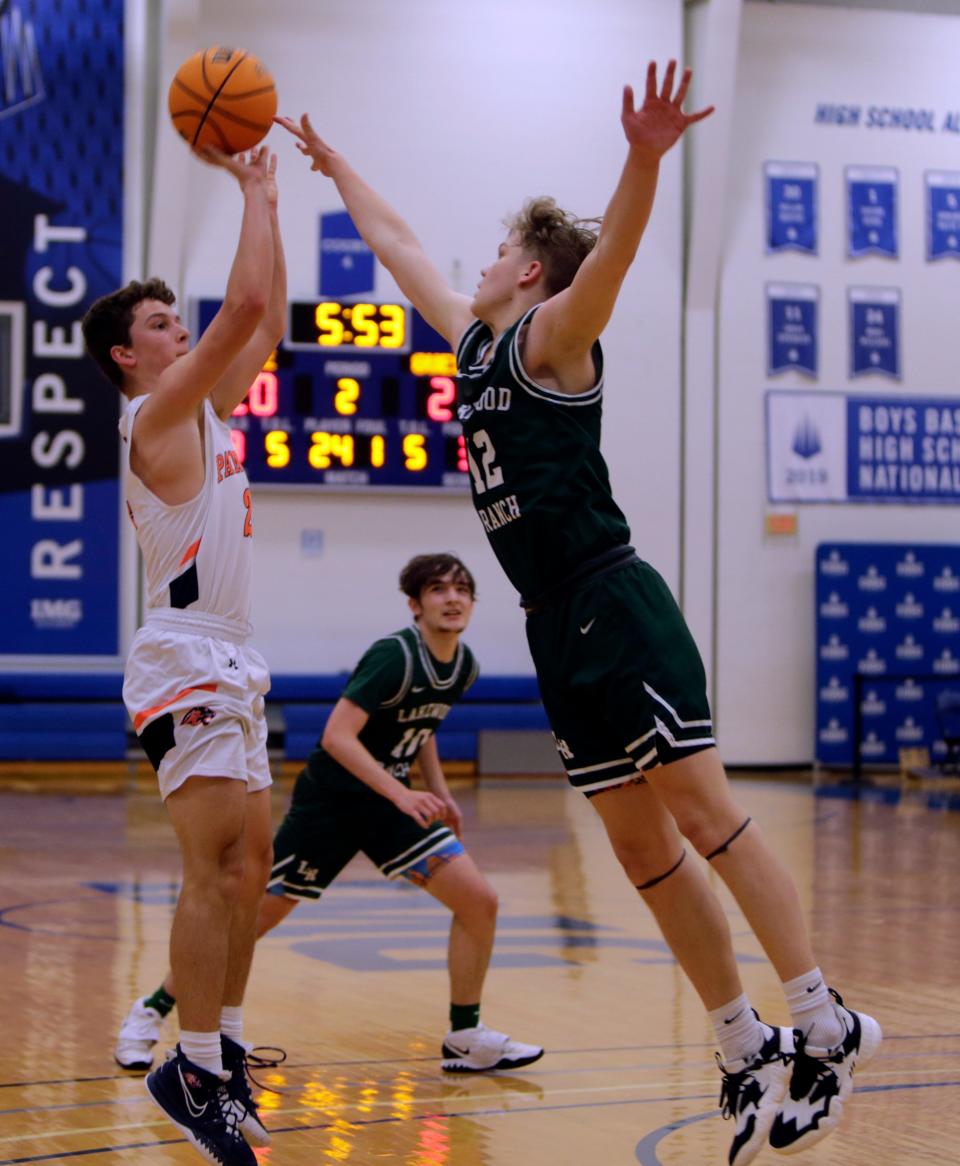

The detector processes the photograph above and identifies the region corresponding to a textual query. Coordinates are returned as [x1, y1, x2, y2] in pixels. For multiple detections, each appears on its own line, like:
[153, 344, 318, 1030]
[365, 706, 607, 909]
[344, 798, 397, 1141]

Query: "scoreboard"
[196, 298, 470, 491]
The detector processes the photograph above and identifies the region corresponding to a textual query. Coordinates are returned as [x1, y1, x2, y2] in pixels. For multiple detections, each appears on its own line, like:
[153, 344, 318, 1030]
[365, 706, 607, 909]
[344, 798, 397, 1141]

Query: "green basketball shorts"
[267, 771, 462, 899]
[524, 558, 715, 795]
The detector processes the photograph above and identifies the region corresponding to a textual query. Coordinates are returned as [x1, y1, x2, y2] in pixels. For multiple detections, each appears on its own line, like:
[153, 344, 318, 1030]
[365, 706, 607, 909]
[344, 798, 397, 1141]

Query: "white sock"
[220, 1006, 245, 1045]
[180, 1029, 224, 1076]
[709, 993, 766, 1066]
[783, 968, 843, 1049]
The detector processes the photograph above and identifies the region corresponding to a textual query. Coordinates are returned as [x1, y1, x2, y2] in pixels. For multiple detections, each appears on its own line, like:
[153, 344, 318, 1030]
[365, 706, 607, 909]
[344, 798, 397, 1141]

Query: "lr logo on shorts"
[181, 706, 217, 727]
[553, 734, 574, 760]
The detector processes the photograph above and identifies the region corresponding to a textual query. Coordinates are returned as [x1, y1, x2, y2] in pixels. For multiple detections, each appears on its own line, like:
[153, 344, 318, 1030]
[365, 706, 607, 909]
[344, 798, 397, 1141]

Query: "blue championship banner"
[766, 282, 818, 377]
[767, 391, 960, 505]
[925, 170, 960, 261]
[816, 543, 960, 766]
[0, 1, 124, 658]
[849, 286, 900, 378]
[846, 165, 898, 258]
[765, 161, 818, 254]
[319, 210, 375, 296]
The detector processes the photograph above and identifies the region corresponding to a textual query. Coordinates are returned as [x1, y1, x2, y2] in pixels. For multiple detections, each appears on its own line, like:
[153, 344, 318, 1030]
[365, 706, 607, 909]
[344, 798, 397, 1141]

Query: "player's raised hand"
[621, 61, 714, 163]
[274, 113, 337, 176]
[195, 144, 274, 193]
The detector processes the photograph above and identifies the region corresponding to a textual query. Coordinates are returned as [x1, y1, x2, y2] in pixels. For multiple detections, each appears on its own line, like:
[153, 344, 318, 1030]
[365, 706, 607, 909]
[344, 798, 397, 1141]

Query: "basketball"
[168, 46, 277, 154]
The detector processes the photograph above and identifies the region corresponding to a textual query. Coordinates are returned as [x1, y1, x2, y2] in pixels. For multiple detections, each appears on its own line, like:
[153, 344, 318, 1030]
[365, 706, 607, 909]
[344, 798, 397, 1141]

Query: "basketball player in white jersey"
[82, 146, 284, 1166]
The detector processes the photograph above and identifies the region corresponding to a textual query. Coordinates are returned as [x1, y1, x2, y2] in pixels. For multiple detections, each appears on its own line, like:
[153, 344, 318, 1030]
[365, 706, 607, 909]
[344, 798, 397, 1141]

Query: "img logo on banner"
[925, 170, 960, 260]
[766, 282, 818, 377]
[846, 166, 898, 258]
[849, 286, 900, 379]
[319, 209, 374, 296]
[766, 391, 846, 502]
[764, 161, 818, 254]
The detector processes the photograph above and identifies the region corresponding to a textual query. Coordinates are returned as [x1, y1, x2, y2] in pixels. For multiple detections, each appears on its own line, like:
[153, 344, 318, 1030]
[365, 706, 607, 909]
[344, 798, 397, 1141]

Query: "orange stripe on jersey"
[133, 683, 219, 732]
[179, 538, 202, 566]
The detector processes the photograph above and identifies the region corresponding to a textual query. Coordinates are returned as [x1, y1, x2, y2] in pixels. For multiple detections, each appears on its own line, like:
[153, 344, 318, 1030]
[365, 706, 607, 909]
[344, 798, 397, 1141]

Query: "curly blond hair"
[505, 197, 600, 296]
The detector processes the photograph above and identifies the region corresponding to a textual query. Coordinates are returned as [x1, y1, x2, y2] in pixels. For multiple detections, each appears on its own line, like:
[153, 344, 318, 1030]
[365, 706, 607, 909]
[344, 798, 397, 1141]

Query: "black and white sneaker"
[221, 1034, 285, 1148]
[769, 991, 882, 1154]
[145, 1046, 256, 1166]
[717, 1024, 795, 1166]
[441, 1023, 544, 1073]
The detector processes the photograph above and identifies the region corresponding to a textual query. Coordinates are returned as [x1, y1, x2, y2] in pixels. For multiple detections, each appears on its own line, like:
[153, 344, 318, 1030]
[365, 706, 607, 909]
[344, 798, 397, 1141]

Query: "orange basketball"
[168, 46, 277, 154]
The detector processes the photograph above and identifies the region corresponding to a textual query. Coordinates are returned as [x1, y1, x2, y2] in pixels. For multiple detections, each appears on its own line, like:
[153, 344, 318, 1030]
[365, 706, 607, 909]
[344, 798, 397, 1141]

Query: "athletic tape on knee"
[635, 848, 687, 891]
[705, 816, 752, 862]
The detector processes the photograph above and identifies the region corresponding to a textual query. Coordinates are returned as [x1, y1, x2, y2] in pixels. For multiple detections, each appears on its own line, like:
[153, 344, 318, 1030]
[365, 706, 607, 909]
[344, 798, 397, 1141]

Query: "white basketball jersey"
[120, 396, 253, 631]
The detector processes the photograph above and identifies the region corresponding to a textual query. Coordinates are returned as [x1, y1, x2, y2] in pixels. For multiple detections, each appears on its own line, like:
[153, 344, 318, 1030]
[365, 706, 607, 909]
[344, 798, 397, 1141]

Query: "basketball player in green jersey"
[276, 60, 880, 1164]
[116, 554, 543, 1075]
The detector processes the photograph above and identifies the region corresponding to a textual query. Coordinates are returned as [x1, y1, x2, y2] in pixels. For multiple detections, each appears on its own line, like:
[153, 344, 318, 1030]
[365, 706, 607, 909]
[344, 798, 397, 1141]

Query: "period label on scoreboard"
[197, 299, 470, 491]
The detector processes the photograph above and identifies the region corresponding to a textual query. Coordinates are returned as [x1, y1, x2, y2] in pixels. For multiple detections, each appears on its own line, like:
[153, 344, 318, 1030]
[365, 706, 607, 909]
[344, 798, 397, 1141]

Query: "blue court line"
[633, 1079, 960, 1165]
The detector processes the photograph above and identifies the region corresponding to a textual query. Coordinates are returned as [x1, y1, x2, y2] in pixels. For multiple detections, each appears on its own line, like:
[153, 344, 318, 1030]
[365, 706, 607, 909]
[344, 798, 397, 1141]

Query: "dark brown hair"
[399, 554, 476, 602]
[81, 278, 176, 388]
[506, 197, 600, 297]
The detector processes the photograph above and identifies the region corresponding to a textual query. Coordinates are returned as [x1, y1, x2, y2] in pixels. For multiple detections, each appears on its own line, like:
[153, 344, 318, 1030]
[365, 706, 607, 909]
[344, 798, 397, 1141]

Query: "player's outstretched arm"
[142, 148, 274, 431]
[322, 698, 448, 828]
[211, 153, 288, 419]
[527, 62, 713, 367]
[275, 114, 474, 349]
[417, 735, 464, 838]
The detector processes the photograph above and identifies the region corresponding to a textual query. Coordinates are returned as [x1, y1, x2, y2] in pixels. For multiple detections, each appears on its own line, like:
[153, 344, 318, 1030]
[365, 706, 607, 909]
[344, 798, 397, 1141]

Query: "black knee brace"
[705, 816, 752, 861]
[635, 848, 687, 891]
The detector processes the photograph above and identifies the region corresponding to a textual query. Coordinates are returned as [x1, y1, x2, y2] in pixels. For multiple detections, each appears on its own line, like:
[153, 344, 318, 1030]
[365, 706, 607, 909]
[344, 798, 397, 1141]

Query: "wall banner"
[764, 161, 818, 254]
[767, 391, 960, 505]
[319, 210, 375, 296]
[849, 286, 900, 379]
[846, 165, 898, 258]
[766, 282, 818, 377]
[925, 170, 960, 261]
[0, 1, 125, 659]
[815, 543, 960, 766]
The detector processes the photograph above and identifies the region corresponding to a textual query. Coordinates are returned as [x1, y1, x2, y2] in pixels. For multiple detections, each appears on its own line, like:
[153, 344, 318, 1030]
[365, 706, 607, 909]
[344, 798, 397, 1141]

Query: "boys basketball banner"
[846, 166, 898, 258]
[925, 170, 960, 260]
[767, 391, 960, 504]
[849, 286, 900, 379]
[0, 1, 124, 658]
[764, 161, 818, 254]
[766, 282, 818, 377]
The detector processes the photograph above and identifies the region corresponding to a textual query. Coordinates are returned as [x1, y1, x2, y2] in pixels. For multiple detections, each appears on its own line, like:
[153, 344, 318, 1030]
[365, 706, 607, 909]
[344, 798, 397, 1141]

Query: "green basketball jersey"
[304, 625, 478, 791]
[455, 304, 630, 600]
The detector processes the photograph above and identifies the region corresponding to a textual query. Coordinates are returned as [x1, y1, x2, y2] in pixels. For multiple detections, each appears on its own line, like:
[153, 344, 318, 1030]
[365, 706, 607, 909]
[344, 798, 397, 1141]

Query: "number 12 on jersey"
[466, 429, 504, 494]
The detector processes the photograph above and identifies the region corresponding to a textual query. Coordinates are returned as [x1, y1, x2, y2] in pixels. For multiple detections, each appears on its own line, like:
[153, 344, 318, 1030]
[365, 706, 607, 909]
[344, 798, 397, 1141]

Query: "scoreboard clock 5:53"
[196, 298, 470, 491]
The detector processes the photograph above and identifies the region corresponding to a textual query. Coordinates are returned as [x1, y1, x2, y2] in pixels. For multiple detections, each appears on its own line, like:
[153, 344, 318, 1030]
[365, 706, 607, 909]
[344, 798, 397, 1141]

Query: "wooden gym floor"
[0, 765, 957, 1164]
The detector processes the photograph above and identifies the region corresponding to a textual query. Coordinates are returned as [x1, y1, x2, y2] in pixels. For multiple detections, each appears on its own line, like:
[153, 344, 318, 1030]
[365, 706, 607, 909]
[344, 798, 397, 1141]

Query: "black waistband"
[520, 545, 639, 614]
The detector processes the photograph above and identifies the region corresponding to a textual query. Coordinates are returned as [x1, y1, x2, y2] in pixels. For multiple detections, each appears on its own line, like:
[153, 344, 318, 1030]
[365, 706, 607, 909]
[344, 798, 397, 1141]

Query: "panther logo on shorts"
[181, 706, 217, 727]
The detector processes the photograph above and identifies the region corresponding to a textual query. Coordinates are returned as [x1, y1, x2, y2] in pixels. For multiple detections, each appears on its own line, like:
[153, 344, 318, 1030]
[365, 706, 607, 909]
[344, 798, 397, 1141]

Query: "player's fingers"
[673, 66, 692, 107]
[621, 84, 635, 120]
[273, 115, 304, 139]
[644, 60, 657, 101]
[685, 104, 716, 125]
[660, 59, 677, 101]
[301, 112, 317, 137]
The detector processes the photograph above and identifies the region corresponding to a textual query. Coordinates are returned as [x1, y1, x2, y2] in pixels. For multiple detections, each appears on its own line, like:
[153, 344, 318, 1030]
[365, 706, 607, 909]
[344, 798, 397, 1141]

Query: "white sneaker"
[769, 991, 882, 1154]
[717, 1024, 796, 1165]
[441, 1022, 544, 1073]
[115, 997, 164, 1071]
